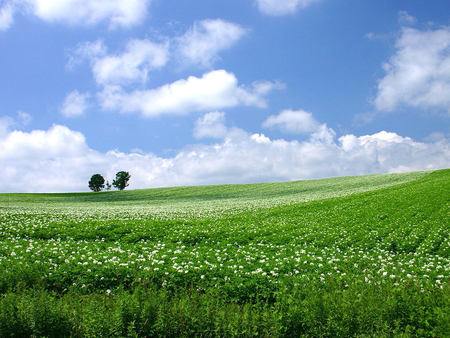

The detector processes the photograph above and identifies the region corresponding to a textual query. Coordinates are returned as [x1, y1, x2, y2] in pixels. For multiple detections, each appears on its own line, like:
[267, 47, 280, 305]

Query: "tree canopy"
[88, 174, 105, 192]
[112, 171, 131, 191]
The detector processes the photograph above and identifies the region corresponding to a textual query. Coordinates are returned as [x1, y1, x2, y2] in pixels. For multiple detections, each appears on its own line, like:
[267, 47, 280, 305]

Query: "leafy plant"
[112, 171, 131, 191]
[88, 174, 105, 192]
[1, 169, 450, 336]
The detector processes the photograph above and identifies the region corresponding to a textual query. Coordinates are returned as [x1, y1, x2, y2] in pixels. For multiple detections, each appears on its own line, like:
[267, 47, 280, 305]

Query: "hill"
[0, 169, 429, 206]
[0, 169, 449, 337]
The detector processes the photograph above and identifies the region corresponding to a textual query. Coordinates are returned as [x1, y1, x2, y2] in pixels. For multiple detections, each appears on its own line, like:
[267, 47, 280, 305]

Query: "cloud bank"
[65, 19, 267, 118]
[1, 113, 448, 193]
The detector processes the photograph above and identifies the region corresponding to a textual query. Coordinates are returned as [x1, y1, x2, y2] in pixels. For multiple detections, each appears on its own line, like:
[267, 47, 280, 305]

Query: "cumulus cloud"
[69, 19, 244, 86]
[62, 19, 269, 118]
[262, 109, 320, 134]
[1, 114, 449, 193]
[193, 111, 228, 139]
[68, 39, 169, 86]
[21, 0, 150, 28]
[98, 70, 283, 117]
[256, 0, 322, 16]
[374, 25, 450, 113]
[175, 19, 248, 68]
[92, 40, 168, 86]
[61, 90, 90, 117]
[0, 124, 99, 192]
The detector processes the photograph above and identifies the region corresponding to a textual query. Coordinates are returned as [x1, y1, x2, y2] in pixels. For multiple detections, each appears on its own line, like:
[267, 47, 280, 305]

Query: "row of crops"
[0, 169, 449, 337]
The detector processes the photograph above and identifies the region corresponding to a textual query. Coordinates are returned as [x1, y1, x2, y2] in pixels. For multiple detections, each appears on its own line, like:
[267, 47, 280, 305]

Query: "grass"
[0, 169, 449, 337]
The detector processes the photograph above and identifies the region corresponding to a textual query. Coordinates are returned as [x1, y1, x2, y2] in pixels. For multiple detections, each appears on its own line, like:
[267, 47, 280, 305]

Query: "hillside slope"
[1, 169, 450, 337]
[0, 170, 430, 208]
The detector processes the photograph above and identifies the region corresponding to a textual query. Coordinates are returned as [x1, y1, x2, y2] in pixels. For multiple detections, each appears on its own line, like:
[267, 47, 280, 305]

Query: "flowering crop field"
[1, 169, 450, 337]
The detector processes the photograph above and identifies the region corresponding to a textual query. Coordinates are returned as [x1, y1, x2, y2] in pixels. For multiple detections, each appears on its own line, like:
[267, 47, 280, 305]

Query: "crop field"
[1, 169, 450, 337]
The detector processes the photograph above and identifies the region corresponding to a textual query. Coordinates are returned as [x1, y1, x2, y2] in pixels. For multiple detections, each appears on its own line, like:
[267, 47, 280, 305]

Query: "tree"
[105, 181, 112, 191]
[88, 174, 105, 192]
[112, 171, 131, 191]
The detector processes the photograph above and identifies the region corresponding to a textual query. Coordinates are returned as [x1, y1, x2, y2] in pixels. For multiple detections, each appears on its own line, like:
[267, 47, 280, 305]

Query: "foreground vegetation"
[1, 170, 450, 337]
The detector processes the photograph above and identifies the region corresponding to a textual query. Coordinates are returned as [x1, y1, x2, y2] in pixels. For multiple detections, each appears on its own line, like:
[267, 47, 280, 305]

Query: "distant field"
[1, 169, 450, 337]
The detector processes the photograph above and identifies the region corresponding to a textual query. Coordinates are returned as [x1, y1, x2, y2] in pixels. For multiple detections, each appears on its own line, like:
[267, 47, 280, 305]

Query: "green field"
[1, 169, 450, 337]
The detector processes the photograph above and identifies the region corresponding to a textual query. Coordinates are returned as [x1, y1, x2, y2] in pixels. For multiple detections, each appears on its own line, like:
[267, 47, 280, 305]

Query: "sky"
[1, 0, 450, 193]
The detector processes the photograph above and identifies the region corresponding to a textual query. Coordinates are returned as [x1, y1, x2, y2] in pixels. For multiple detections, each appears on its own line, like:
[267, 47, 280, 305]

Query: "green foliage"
[88, 174, 105, 192]
[0, 282, 449, 337]
[113, 171, 131, 191]
[1, 169, 450, 336]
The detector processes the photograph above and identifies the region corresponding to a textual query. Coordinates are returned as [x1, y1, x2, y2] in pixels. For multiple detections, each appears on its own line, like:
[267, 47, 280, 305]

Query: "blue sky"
[1, 0, 450, 192]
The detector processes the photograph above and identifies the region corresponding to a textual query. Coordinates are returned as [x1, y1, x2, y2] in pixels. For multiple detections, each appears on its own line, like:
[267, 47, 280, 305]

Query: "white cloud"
[17, 111, 32, 125]
[352, 111, 377, 127]
[310, 123, 336, 144]
[1, 124, 88, 159]
[253, 80, 286, 95]
[0, 124, 93, 192]
[424, 131, 447, 142]
[398, 11, 417, 26]
[0, 116, 14, 137]
[0, 2, 14, 31]
[175, 19, 247, 67]
[68, 39, 169, 86]
[262, 109, 320, 134]
[92, 39, 169, 86]
[193, 111, 228, 139]
[0, 111, 32, 137]
[256, 0, 322, 16]
[98, 70, 283, 117]
[1, 117, 449, 193]
[336, 131, 440, 174]
[374, 25, 450, 113]
[64, 20, 257, 117]
[66, 39, 108, 71]
[61, 90, 90, 117]
[22, 0, 150, 28]
[69, 19, 244, 86]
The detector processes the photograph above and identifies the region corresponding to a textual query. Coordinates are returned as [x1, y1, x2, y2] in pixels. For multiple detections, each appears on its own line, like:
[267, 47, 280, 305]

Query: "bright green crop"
[2, 169, 450, 337]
